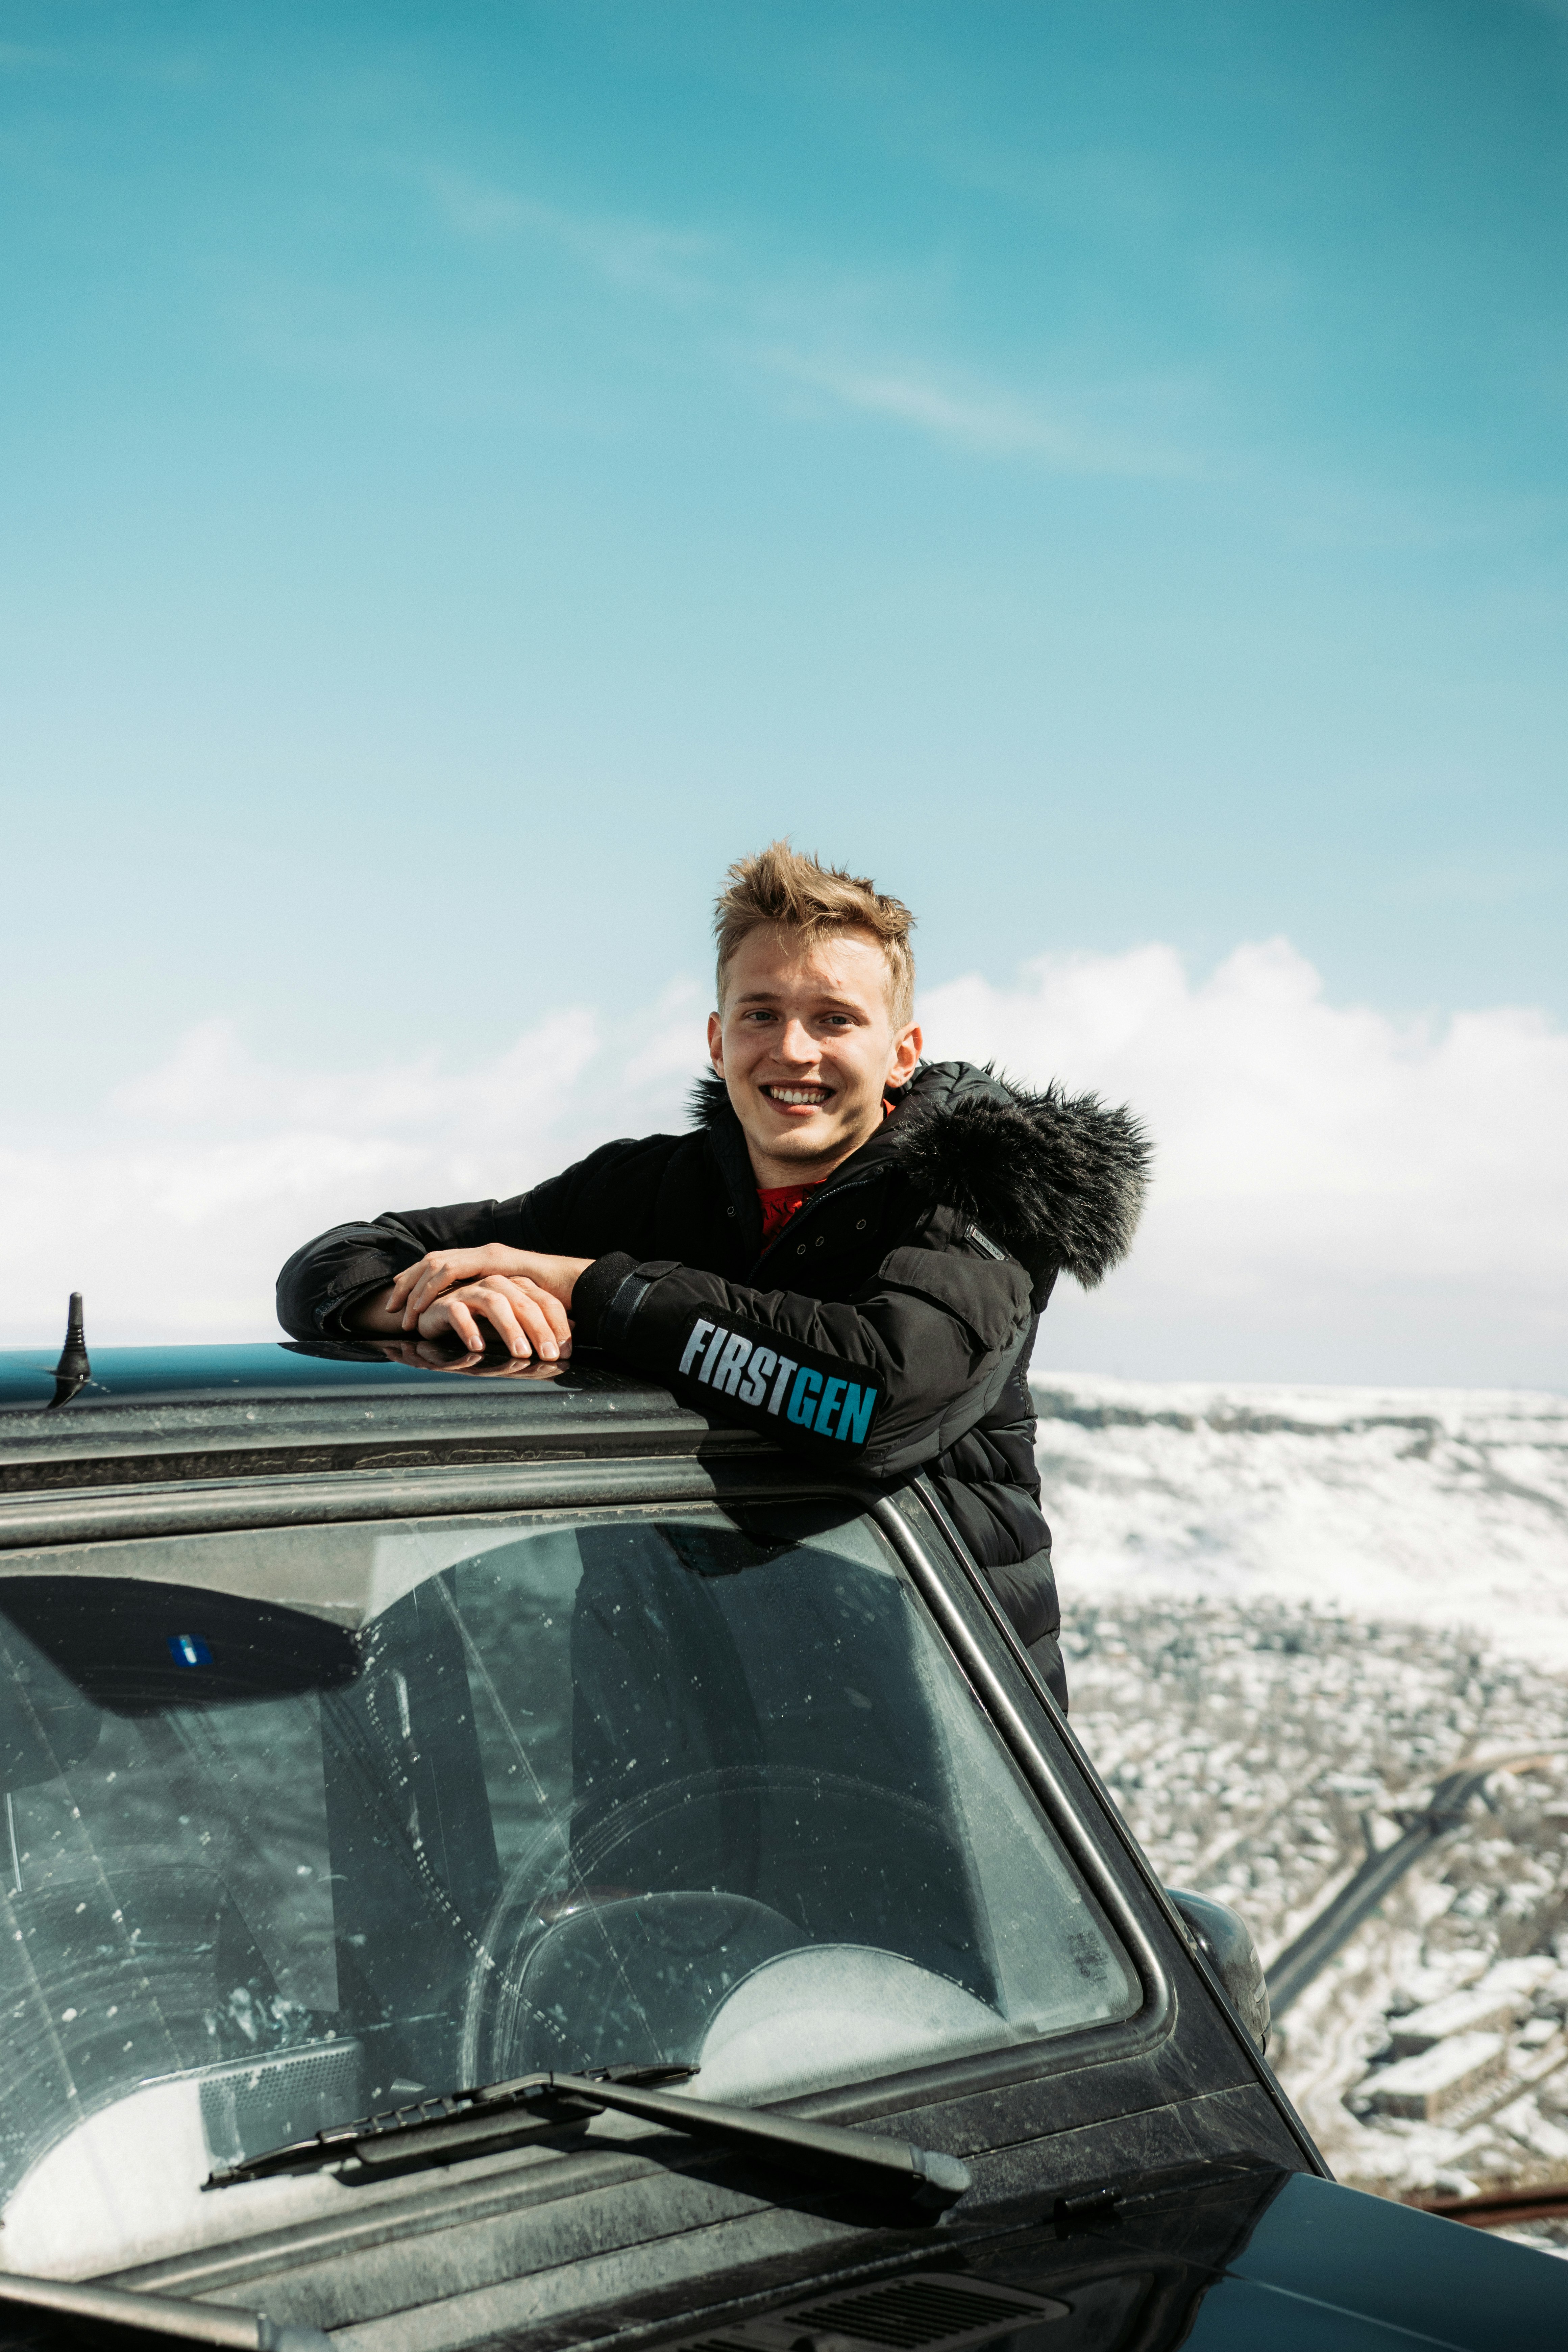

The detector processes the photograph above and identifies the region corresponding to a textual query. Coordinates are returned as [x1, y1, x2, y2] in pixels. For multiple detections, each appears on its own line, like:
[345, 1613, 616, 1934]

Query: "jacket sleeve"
[275, 1198, 543, 1340]
[571, 1241, 1035, 1482]
[274, 1136, 662, 1340]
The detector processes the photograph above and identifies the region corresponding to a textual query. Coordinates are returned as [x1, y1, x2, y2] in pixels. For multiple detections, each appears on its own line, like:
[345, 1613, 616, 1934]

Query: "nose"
[774, 1018, 819, 1068]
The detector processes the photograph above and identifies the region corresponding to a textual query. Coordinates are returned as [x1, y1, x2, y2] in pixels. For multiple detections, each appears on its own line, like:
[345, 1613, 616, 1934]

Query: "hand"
[385, 1246, 591, 1327]
[409, 1273, 574, 1361]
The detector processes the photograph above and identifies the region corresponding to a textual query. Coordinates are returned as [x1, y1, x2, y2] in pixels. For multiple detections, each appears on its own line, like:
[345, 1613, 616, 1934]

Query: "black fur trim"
[688, 1070, 732, 1127]
[687, 1061, 1149, 1287]
[888, 1078, 1150, 1288]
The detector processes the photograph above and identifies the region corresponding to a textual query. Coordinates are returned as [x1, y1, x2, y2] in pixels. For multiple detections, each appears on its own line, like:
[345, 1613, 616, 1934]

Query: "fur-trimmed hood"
[885, 1061, 1150, 1288]
[689, 1059, 1150, 1289]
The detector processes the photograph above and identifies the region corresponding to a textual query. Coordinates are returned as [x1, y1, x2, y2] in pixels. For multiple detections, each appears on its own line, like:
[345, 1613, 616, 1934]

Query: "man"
[276, 843, 1150, 1707]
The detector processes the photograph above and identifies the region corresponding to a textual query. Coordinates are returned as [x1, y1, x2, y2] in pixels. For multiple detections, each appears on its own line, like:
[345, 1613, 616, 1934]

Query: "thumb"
[386, 1261, 424, 1305]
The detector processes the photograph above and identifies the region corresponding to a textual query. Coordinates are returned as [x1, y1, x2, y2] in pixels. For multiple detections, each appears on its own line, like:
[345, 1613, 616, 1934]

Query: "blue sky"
[3, 1, 1566, 1376]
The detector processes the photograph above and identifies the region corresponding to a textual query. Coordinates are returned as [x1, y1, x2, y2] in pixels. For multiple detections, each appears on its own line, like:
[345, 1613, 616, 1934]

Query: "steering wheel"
[459, 1765, 974, 2085]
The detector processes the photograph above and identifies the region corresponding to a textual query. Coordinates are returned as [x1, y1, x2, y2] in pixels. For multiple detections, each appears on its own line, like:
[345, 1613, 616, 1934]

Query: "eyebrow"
[731, 990, 866, 1011]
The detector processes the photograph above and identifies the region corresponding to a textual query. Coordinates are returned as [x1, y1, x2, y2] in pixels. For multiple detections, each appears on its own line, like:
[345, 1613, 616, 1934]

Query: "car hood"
[1154, 2168, 1564, 2349]
[656, 2166, 1567, 2352]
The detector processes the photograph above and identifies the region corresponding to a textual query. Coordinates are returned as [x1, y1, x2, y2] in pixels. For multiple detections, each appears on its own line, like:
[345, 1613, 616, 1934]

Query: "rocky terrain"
[1038, 1374, 1568, 2238]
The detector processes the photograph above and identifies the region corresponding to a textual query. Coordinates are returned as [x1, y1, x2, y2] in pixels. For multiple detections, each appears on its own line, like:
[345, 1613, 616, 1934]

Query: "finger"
[469, 1286, 533, 1359]
[519, 1280, 572, 1348]
[418, 1292, 488, 1352]
[421, 1283, 532, 1359]
[385, 1263, 424, 1313]
[487, 1278, 565, 1361]
[408, 1257, 486, 1329]
[509, 1289, 564, 1363]
[414, 1250, 499, 1318]
[403, 1257, 458, 1326]
[394, 1259, 439, 1328]
[486, 1275, 569, 1352]
[451, 1296, 492, 1351]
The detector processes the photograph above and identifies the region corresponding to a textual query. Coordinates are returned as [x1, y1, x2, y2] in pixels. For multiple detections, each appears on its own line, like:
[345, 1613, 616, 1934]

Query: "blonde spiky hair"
[713, 840, 916, 1026]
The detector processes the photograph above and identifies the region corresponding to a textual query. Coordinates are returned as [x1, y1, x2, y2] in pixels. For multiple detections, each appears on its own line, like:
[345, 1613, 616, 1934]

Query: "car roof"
[0, 1341, 734, 1495]
[0, 1340, 676, 1415]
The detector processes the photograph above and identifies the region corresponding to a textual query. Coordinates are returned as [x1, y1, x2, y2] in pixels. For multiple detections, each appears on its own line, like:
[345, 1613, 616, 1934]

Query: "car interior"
[0, 1502, 1139, 2267]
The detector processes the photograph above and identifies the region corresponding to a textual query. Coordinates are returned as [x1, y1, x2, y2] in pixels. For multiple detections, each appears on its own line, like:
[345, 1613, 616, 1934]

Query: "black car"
[0, 1338, 1560, 2351]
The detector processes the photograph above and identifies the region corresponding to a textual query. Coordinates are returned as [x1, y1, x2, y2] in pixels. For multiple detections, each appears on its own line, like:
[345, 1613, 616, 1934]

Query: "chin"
[763, 1127, 830, 1154]
[756, 1121, 837, 1160]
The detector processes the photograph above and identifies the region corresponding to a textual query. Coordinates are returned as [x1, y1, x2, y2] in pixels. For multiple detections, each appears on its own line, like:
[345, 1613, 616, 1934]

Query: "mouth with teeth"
[761, 1083, 833, 1110]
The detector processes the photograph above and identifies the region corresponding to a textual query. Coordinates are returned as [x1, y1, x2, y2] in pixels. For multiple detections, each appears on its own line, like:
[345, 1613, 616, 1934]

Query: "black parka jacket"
[276, 1061, 1150, 1708]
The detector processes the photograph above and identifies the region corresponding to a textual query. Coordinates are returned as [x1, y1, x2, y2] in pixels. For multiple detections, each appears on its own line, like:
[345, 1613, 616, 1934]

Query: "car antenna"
[45, 1292, 91, 1411]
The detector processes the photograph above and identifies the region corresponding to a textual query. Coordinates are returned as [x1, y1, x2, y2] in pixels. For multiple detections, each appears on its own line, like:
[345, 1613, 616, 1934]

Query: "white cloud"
[3, 998, 701, 1345]
[759, 349, 1195, 475]
[920, 940, 1568, 1385]
[412, 165, 1202, 477]
[4, 939, 1565, 1386]
[424, 171, 717, 307]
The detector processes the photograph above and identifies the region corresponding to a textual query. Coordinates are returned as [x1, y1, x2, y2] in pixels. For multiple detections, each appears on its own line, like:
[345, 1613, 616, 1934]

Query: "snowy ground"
[1039, 1373, 1568, 2205]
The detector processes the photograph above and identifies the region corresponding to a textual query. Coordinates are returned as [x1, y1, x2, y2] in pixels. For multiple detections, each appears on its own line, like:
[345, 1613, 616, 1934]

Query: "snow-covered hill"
[1037, 1375, 1568, 1663]
[1037, 1374, 1568, 2216]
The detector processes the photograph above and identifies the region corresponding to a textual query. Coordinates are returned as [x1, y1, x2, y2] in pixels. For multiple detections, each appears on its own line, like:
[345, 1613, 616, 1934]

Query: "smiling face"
[708, 925, 923, 1188]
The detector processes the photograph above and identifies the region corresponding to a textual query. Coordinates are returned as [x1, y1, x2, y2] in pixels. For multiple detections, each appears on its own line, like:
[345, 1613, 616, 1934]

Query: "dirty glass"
[0, 1502, 1138, 2270]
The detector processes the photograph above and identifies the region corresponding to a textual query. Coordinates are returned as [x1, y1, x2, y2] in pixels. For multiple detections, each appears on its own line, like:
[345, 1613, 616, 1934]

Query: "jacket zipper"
[747, 1168, 884, 1281]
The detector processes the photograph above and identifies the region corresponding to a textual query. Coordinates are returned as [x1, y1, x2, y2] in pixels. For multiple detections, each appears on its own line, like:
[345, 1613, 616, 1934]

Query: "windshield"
[0, 1500, 1137, 2272]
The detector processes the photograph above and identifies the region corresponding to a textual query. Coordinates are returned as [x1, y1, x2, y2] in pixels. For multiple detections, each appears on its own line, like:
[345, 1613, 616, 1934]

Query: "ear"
[707, 1010, 724, 1074]
[887, 1022, 922, 1087]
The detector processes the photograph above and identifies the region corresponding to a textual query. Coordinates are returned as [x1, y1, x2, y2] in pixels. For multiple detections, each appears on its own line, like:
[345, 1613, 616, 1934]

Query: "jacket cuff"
[318, 1264, 407, 1340]
[570, 1253, 638, 1345]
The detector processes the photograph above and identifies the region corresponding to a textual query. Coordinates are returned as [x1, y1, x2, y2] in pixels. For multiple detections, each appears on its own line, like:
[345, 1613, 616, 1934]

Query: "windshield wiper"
[207, 2062, 971, 2214]
[0, 2268, 328, 2352]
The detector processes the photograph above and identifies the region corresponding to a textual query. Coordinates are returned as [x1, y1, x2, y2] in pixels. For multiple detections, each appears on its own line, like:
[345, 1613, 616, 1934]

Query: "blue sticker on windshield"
[168, 1634, 212, 1668]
